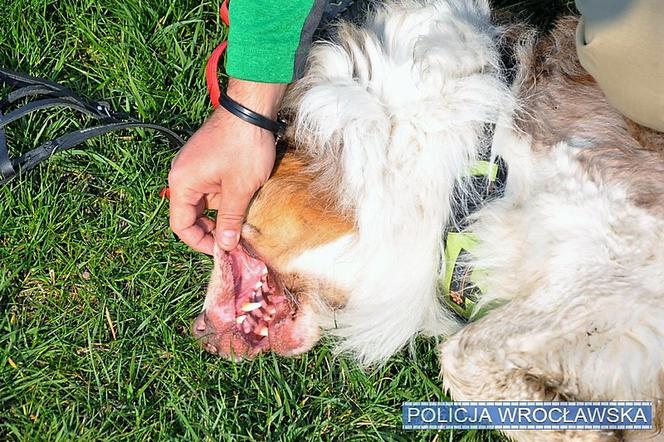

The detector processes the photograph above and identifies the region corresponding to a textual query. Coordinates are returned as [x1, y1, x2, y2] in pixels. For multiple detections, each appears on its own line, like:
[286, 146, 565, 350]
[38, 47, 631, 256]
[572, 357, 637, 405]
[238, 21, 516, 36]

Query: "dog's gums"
[192, 243, 310, 358]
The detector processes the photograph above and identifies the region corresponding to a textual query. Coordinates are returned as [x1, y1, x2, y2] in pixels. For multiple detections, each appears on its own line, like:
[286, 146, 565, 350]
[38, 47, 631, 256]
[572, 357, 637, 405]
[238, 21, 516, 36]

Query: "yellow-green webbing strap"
[439, 159, 498, 320]
[468, 159, 499, 181]
[441, 231, 481, 319]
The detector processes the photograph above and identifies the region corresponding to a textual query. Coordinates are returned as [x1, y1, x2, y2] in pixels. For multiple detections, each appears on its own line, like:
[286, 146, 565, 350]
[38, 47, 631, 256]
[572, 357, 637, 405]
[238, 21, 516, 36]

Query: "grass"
[0, 0, 574, 440]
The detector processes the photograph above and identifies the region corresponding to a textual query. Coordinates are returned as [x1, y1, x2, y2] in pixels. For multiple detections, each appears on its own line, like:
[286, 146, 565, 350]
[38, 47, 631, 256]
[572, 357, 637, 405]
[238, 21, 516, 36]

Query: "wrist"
[225, 78, 287, 120]
[220, 92, 286, 137]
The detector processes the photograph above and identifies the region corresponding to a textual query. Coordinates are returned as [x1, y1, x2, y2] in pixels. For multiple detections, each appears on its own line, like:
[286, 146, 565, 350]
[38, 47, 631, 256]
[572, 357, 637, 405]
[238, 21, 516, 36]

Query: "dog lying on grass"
[192, 1, 664, 440]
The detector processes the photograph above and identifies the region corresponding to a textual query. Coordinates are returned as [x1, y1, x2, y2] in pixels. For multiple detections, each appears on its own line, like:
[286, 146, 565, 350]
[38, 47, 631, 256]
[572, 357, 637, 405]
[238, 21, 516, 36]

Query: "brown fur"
[243, 151, 354, 273]
[280, 272, 349, 309]
[513, 16, 664, 216]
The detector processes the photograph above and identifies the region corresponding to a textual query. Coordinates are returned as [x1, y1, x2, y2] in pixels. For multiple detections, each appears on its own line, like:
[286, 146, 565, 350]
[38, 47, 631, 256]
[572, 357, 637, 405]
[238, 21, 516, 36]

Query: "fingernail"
[221, 230, 239, 248]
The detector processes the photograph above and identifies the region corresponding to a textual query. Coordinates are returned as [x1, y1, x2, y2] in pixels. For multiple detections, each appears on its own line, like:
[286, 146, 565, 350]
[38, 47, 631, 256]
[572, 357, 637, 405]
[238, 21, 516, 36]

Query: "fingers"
[215, 184, 255, 251]
[168, 184, 216, 255]
[190, 217, 217, 255]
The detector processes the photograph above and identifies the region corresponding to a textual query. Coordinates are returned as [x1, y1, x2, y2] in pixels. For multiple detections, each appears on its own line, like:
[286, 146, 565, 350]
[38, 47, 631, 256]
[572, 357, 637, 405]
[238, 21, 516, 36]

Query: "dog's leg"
[439, 293, 664, 442]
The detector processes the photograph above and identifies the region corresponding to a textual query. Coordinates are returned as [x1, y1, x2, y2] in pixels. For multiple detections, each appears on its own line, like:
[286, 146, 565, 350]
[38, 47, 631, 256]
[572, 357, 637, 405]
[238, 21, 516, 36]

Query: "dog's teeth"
[263, 314, 272, 321]
[241, 302, 262, 312]
[261, 266, 268, 276]
[255, 281, 263, 289]
[236, 315, 247, 324]
[268, 306, 277, 315]
[258, 326, 269, 337]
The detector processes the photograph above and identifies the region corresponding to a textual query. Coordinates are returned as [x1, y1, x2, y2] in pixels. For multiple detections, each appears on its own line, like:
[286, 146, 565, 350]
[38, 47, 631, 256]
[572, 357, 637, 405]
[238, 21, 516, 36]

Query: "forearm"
[226, 0, 327, 83]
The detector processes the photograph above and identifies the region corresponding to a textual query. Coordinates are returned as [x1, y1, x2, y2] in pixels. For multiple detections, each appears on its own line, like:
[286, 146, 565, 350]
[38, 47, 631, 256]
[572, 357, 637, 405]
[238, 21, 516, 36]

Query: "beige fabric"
[576, 0, 664, 131]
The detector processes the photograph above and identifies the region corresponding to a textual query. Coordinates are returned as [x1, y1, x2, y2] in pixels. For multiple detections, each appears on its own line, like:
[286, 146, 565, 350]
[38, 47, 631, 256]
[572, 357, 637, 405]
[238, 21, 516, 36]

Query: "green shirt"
[226, 0, 327, 83]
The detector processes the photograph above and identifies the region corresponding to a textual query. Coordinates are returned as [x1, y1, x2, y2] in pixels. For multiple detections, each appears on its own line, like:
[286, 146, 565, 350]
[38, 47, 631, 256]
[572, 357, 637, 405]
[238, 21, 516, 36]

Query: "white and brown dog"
[192, 1, 664, 440]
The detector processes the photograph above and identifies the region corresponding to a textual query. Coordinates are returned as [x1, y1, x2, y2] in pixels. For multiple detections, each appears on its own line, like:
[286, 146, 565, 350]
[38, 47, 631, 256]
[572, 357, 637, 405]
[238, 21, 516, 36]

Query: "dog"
[191, 1, 664, 440]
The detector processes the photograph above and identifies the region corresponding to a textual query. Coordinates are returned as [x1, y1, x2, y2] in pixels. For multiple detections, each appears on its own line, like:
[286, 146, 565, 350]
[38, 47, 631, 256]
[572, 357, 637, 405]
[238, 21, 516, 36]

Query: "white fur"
[440, 144, 664, 441]
[286, 234, 358, 291]
[287, 0, 514, 365]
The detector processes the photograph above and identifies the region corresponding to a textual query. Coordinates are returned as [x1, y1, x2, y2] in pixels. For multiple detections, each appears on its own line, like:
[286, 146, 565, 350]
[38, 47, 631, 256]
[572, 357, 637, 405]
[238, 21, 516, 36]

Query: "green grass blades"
[1, 0, 571, 439]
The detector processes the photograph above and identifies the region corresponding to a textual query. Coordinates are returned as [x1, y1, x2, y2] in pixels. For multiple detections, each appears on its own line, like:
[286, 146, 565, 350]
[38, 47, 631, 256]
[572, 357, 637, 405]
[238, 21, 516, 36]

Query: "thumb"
[215, 185, 254, 251]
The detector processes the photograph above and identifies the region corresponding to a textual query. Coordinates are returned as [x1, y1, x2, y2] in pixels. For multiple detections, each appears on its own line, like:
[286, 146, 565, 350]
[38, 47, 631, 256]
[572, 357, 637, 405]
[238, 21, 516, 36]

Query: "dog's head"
[192, 151, 355, 359]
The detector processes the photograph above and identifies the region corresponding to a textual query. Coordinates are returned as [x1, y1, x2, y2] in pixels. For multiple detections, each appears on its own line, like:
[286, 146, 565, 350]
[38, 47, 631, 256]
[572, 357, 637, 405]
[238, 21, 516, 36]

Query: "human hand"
[168, 79, 287, 254]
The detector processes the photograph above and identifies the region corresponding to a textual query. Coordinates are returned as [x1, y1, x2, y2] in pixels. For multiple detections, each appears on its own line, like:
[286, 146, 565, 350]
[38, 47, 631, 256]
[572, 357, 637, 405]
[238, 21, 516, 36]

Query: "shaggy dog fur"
[194, 1, 664, 440]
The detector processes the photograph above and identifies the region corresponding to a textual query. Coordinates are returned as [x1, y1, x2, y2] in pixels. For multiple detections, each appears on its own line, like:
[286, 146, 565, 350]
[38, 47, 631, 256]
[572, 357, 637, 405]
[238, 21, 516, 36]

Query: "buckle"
[96, 102, 112, 118]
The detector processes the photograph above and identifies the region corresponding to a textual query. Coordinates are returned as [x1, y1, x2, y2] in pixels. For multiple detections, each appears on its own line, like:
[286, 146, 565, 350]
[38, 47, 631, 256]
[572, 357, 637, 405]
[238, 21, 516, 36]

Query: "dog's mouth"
[192, 241, 311, 359]
[226, 242, 291, 347]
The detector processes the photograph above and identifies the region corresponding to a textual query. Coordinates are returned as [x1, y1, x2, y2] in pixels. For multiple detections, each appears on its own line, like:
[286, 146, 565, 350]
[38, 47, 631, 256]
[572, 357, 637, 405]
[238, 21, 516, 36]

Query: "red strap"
[205, 0, 231, 109]
[220, 0, 230, 25]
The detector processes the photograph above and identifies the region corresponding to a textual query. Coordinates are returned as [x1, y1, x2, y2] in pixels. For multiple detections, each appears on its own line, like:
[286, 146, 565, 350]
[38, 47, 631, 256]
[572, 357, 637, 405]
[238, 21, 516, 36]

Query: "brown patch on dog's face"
[279, 272, 349, 310]
[193, 149, 355, 359]
[242, 151, 354, 272]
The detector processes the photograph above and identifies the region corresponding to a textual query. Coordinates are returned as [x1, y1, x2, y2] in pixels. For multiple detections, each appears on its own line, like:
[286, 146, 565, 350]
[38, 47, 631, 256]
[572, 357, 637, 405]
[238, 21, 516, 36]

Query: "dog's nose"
[192, 312, 221, 354]
[192, 311, 210, 339]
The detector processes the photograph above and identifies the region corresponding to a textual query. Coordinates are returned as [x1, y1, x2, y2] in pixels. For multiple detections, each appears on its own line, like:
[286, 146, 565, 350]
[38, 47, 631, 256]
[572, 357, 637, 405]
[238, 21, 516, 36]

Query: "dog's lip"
[194, 240, 298, 357]
[237, 245, 294, 347]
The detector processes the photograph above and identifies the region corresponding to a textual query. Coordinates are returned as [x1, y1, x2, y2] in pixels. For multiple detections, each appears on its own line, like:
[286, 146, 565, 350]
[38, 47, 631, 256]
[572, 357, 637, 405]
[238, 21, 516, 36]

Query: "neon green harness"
[439, 159, 502, 321]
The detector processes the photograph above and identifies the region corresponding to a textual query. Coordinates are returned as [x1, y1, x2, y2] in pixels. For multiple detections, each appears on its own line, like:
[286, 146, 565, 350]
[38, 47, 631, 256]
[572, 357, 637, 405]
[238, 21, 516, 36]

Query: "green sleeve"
[226, 0, 327, 83]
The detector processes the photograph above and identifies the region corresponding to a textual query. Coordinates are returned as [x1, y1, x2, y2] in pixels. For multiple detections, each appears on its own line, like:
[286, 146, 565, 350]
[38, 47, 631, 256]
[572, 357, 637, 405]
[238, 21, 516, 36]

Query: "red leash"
[205, 0, 230, 110]
[161, 0, 230, 200]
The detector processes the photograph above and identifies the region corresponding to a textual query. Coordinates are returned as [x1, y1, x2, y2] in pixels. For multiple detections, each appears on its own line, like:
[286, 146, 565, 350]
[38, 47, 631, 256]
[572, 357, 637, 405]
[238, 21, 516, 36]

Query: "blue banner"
[402, 402, 653, 430]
